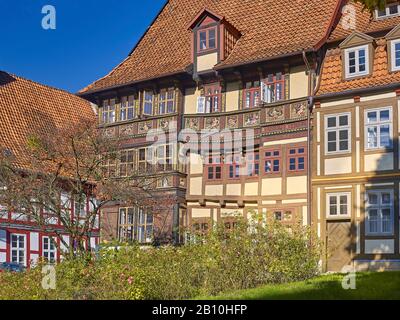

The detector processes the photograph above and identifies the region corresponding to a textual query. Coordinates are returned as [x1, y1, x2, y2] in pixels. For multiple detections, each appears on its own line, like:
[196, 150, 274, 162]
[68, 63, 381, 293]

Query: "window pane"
[328, 131, 336, 142]
[380, 110, 390, 121]
[367, 112, 377, 123]
[339, 115, 348, 126]
[381, 193, 391, 204]
[327, 117, 336, 128]
[367, 126, 378, 148]
[368, 194, 378, 205]
[199, 31, 207, 50]
[380, 125, 391, 147]
[298, 157, 305, 170]
[208, 29, 216, 49]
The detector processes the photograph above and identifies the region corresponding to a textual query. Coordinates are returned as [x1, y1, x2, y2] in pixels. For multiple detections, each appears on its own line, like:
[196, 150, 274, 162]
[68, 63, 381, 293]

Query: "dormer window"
[344, 45, 369, 78]
[376, 3, 400, 19]
[390, 39, 400, 71]
[198, 27, 217, 53]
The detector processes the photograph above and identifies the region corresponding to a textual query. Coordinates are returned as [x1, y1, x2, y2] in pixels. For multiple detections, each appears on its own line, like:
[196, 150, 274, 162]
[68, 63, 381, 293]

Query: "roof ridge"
[0, 70, 88, 101]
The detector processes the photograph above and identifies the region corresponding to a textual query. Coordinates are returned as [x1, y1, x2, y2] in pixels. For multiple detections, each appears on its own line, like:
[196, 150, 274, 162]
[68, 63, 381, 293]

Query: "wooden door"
[326, 222, 353, 272]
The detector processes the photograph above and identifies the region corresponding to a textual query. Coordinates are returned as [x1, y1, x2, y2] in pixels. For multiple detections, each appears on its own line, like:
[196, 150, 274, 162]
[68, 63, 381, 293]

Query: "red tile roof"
[0, 71, 96, 168]
[80, 0, 342, 94]
[317, 1, 400, 97]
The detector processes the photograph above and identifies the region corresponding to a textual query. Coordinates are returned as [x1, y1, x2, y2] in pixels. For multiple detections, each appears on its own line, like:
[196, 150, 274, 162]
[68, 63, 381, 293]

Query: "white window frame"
[42, 236, 57, 264]
[143, 91, 154, 116]
[391, 39, 400, 71]
[325, 113, 352, 155]
[365, 190, 394, 236]
[10, 234, 26, 266]
[344, 45, 369, 78]
[364, 107, 393, 150]
[375, 3, 400, 19]
[196, 96, 205, 114]
[326, 192, 351, 218]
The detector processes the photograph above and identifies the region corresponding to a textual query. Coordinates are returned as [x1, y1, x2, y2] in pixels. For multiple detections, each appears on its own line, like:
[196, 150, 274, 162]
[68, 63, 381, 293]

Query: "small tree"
[0, 120, 175, 257]
[355, 0, 387, 12]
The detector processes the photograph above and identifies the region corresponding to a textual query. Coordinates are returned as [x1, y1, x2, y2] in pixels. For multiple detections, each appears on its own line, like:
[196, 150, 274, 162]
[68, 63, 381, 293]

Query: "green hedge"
[0, 216, 321, 300]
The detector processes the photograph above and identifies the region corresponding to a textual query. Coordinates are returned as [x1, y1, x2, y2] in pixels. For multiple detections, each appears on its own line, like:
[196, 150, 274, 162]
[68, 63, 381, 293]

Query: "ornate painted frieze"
[266, 106, 285, 122]
[226, 115, 239, 129]
[119, 124, 135, 137]
[185, 118, 200, 131]
[158, 117, 176, 131]
[204, 117, 220, 130]
[290, 102, 307, 119]
[243, 112, 260, 127]
[103, 127, 116, 138]
[138, 121, 153, 134]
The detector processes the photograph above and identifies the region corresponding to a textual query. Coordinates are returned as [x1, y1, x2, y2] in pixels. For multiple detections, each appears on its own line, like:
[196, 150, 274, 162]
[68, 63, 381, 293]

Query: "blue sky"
[0, 0, 166, 93]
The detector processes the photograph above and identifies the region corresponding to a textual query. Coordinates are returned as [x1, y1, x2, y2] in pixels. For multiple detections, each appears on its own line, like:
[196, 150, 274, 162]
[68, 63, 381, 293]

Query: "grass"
[199, 272, 400, 300]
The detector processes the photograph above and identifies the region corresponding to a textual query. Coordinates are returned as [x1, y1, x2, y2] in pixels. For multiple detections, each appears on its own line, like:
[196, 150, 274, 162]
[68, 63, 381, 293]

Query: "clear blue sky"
[0, 0, 166, 93]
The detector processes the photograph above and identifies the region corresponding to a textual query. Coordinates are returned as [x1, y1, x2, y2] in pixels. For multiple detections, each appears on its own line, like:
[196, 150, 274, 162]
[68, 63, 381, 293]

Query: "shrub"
[0, 214, 321, 300]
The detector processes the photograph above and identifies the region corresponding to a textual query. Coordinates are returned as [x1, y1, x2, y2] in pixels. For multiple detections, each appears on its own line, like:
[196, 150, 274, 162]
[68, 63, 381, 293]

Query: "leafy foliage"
[0, 215, 321, 300]
[355, 0, 387, 11]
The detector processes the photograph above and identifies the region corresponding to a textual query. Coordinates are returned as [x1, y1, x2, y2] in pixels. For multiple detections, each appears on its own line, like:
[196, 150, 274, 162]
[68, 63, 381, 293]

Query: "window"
[244, 81, 261, 108]
[101, 99, 116, 124]
[366, 190, 394, 235]
[245, 151, 260, 177]
[74, 195, 87, 219]
[262, 73, 286, 104]
[264, 150, 281, 174]
[118, 207, 153, 243]
[365, 108, 392, 150]
[138, 147, 154, 174]
[192, 219, 209, 234]
[288, 147, 306, 172]
[11, 234, 26, 266]
[143, 91, 154, 115]
[204, 83, 222, 113]
[206, 155, 222, 180]
[120, 96, 136, 121]
[158, 89, 175, 114]
[101, 155, 117, 178]
[376, 3, 400, 19]
[228, 154, 241, 179]
[198, 27, 217, 52]
[390, 39, 400, 71]
[0, 205, 8, 219]
[273, 210, 293, 222]
[156, 144, 174, 171]
[325, 113, 351, 154]
[119, 149, 135, 177]
[42, 237, 57, 264]
[327, 193, 351, 217]
[344, 45, 369, 78]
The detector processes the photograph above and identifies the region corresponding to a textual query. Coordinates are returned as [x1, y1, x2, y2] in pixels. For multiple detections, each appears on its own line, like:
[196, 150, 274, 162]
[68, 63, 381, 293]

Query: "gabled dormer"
[188, 8, 241, 77]
[339, 31, 375, 80]
[386, 24, 400, 72]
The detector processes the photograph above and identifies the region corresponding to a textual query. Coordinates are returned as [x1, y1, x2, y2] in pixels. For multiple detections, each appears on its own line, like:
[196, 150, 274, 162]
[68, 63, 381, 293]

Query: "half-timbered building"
[0, 71, 100, 268]
[313, 1, 400, 271]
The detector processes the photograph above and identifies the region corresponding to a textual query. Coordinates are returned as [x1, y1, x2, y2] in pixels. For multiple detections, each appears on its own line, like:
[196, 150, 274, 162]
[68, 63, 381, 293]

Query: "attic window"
[344, 45, 369, 78]
[198, 27, 217, 53]
[376, 3, 400, 19]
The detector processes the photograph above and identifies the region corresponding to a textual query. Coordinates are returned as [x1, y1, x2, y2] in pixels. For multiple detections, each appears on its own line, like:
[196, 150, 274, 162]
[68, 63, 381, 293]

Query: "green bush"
[0, 214, 321, 300]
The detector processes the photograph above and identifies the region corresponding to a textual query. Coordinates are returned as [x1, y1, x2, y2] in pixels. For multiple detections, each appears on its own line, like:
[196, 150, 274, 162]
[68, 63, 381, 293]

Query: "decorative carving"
[226, 115, 239, 129]
[266, 106, 285, 122]
[119, 124, 135, 137]
[243, 112, 260, 127]
[205, 117, 220, 130]
[138, 121, 153, 134]
[158, 117, 176, 131]
[185, 118, 200, 131]
[291, 102, 307, 118]
[103, 127, 116, 138]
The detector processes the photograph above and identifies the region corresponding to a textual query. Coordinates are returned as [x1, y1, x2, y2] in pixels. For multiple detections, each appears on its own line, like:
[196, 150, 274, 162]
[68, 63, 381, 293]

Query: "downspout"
[302, 50, 314, 227]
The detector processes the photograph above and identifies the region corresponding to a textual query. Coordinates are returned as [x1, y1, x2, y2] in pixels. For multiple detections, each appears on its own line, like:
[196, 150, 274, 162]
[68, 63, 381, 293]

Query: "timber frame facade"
[79, 0, 400, 271]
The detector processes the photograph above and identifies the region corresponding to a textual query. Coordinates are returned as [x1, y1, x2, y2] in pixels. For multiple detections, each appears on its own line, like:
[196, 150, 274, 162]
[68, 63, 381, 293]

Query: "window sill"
[326, 216, 351, 221]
